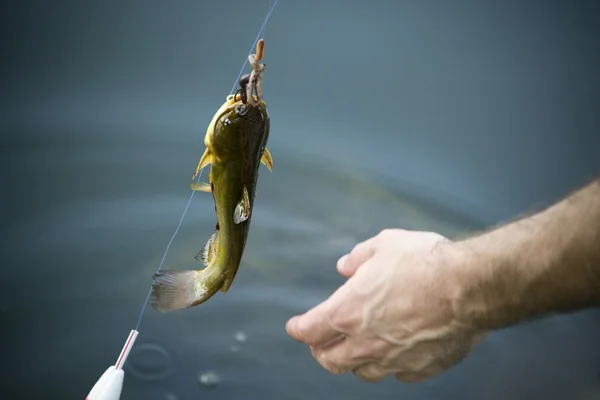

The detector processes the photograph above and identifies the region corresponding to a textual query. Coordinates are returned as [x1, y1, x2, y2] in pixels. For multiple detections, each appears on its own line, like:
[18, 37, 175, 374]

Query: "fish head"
[210, 101, 269, 158]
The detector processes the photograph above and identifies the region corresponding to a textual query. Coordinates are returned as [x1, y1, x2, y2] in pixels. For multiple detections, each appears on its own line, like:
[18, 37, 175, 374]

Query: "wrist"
[448, 225, 536, 332]
[429, 238, 496, 332]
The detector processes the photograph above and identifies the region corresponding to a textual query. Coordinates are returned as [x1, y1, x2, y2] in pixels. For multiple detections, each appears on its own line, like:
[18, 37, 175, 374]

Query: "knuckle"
[328, 309, 353, 332]
[378, 228, 393, 238]
[329, 301, 362, 333]
[328, 365, 344, 375]
[377, 228, 404, 242]
[427, 231, 447, 243]
[354, 365, 387, 383]
[313, 349, 344, 375]
[403, 354, 433, 374]
[349, 242, 363, 256]
[349, 241, 368, 261]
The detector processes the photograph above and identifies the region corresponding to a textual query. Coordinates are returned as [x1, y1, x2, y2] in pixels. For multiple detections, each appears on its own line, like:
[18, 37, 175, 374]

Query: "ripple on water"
[198, 371, 220, 388]
[234, 331, 247, 343]
[125, 342, 173, 382]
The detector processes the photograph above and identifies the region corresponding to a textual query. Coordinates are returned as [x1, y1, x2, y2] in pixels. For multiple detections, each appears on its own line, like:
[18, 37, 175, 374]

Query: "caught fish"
[150, 39, 273, 313]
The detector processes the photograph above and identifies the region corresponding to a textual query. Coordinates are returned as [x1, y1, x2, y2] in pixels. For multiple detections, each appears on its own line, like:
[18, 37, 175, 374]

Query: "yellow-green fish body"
[150, 93, 272, 312]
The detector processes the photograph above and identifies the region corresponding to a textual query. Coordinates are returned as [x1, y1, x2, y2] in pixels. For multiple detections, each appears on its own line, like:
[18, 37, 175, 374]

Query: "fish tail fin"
[150, 267, 226, 313]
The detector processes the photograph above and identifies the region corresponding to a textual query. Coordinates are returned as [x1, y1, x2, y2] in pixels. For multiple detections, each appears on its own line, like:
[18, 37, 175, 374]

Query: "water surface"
[2, 0, 600, 398]
[2, 129, 599, 399]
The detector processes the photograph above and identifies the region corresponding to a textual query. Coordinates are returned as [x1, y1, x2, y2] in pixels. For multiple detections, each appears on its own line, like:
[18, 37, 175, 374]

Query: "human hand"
[285, 229, 488, 383]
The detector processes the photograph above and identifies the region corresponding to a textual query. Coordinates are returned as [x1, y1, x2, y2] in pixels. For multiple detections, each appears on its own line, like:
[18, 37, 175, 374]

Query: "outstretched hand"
[285, 229, 488, 383]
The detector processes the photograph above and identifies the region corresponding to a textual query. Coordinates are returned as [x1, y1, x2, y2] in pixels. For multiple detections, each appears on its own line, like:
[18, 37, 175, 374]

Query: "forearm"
[453, 176, 600, 331]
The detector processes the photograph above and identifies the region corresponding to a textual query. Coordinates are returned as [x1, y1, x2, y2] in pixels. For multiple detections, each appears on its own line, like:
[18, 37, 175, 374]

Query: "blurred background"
[1, 0, 599, 399]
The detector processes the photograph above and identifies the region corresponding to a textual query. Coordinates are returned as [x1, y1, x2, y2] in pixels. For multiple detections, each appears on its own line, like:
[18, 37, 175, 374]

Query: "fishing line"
[229, 0, 280, 95]
[134, 0, 280, 332]
[87, 5, 282, 399]
[133, 170, 202, 331]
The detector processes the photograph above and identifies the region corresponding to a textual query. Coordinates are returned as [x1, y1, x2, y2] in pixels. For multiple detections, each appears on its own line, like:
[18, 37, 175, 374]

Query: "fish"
[150, 39, 273, 313]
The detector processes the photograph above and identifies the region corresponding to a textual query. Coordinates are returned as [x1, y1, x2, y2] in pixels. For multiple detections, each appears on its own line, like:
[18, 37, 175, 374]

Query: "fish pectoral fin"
[190, 181, 212, 192]
[150, 270, 199, 313]
[260, 147, 273, 171]
[233, 186, 250, 224]
[194, 230, 219, 265]
[192, 148, 213, 179]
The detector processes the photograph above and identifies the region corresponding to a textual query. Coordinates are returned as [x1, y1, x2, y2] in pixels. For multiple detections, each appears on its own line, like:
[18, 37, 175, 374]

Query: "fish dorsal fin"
[192, 148, 213, 179]
[260, 147, 273, 171]
[233, 186, 250, 224]
[190, 181, 212, 192]
[195, 230, 219, 266]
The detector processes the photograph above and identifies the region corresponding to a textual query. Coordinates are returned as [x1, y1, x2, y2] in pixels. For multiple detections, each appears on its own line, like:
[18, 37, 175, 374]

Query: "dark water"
[3, 0, 600, 399]
[2, 129, 600, 400]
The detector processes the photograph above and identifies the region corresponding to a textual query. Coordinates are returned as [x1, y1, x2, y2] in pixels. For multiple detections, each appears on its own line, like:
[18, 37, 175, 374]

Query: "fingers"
[286, 310, 340, 347]
[352, 364, 390, 383]
[312, 342, 392, 383]
[286, 284, 353, 346]
[310, 336, 374, 375]
[337, 237, 377, 278]
[287, 237, 377, 347]
[310, 339, 360, 375]
[393, 355, 448, 383]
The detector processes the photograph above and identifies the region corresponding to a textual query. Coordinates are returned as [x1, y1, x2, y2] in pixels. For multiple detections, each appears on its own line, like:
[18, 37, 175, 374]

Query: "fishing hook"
[237, 73, 251, 105]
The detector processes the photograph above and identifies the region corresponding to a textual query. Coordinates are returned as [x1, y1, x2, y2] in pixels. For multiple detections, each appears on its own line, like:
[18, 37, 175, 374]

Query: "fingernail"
[285, 316, 298, 333]
[337, 254, 349, 271]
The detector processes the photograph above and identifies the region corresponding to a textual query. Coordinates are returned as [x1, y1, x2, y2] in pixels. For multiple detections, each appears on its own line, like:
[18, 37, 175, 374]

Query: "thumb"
[286, 284, 352, 346]
[337, 238, 376, 278]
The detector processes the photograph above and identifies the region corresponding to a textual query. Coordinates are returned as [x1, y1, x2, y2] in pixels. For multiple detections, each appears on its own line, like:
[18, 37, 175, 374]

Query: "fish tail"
[150, 267, 226, 313]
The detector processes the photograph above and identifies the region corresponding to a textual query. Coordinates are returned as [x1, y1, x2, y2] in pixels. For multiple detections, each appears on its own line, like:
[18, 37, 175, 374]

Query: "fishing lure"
[150, 39, 273, 312]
